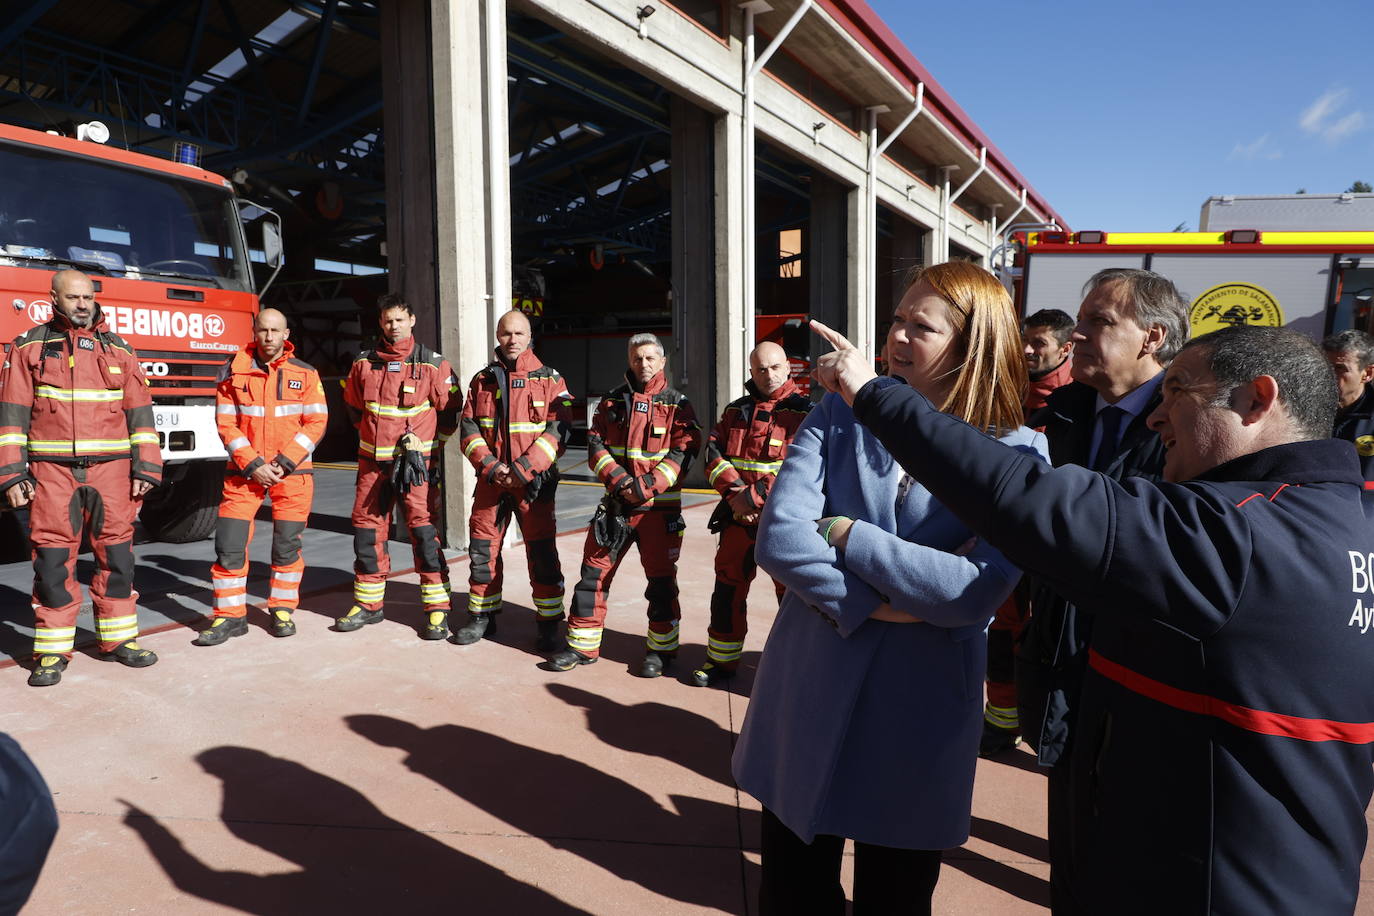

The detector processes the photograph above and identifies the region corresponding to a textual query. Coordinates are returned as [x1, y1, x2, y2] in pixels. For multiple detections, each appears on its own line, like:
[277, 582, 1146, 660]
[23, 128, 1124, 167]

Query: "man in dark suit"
[1021, 267, 1189, 913]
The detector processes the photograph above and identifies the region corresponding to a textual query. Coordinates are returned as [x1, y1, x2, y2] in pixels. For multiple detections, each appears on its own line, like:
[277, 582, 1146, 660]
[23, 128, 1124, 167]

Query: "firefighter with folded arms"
[694, 340, 810, 687]
[196, 308, 327, 646]
[338, 292, 461, 638]
[547, 332, 702, 677]
[0, 270, 161, 686]
[453, 309, 573, 650]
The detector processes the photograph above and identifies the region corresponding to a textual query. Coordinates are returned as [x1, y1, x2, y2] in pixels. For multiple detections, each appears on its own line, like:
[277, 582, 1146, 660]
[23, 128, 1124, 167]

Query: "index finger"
[809, 319, 855, 352]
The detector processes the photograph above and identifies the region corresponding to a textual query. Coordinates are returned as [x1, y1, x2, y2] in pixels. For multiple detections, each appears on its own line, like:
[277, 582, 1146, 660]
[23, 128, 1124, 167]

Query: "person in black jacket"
[0, 732, 58, 913]
[812, 320, 1374, 916]
[1020, 267, 1189, 911]
[1322, 329, 1374, 485]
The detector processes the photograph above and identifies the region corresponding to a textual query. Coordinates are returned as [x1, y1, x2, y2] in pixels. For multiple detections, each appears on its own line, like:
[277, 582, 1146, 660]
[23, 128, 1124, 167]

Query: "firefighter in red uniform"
[693, 341, 811, 687]
[453, 309, 573, 650]
[0, 270, 161, 686]
[547, 333, 701, 677]
[338, 293, 461, 639]
[196, 308, 328, 646]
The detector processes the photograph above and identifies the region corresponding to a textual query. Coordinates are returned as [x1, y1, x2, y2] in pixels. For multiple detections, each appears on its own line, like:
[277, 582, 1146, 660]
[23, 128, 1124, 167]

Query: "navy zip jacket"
[853, 375, 1374, 915]
[1332, 382, 1374, 486]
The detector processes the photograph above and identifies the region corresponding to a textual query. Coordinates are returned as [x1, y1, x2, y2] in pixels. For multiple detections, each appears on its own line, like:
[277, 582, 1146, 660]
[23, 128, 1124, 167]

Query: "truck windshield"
[0, 140, 251, 291]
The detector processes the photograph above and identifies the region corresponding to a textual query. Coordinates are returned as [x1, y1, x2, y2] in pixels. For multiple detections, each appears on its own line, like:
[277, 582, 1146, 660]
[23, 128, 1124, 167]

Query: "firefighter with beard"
[0, 270, 161, 686]
[453, 309, 573, 650]
[693, 341, 810, 687]
[547, 332, 702, 678]
[197, 308, 328, 646]
[338, 293, 461, 639]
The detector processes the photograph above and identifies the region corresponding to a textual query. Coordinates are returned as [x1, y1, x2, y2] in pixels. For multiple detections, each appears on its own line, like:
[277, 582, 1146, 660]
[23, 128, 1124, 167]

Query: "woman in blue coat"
[733, 261, 1048, 914]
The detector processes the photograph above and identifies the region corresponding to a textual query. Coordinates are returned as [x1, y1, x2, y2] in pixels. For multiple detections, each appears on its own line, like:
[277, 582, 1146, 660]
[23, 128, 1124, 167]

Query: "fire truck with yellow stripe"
[1006, 230, 1374, 339]
[0, 121, 281, 545]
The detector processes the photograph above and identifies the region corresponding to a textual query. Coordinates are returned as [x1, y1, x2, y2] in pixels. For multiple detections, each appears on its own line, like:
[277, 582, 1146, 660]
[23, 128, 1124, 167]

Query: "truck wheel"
[141, 462, 223, 543]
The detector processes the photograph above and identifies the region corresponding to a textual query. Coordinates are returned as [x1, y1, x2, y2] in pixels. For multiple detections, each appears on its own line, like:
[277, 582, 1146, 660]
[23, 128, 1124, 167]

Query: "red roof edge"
[815, 0, 1067, 230]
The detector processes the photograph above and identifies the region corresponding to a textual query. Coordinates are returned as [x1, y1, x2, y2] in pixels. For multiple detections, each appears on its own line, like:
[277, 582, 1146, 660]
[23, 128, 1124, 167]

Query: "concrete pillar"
[670, 96, 719, 482]
[714, 109, 747, 423]
[381, 0, 510, 548]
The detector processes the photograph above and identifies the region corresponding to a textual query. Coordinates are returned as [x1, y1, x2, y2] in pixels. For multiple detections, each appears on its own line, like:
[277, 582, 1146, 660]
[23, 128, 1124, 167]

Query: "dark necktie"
[1092, 405, 1126, 472]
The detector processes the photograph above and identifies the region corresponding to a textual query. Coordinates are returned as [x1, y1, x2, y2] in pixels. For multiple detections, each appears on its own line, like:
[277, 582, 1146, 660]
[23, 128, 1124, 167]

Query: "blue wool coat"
[732, 393, 1048, 849]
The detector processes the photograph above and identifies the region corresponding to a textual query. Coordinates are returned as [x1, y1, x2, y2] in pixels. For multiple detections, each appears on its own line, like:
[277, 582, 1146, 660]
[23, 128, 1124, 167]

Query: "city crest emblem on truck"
[1189, 282, 1284, 338]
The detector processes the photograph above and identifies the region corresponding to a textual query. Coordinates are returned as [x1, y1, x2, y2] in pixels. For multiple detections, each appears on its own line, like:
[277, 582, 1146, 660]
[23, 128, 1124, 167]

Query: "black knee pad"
[32, 547, 72, 609]
[409, 525, 442, 572]
[353, 527, 382, 575]
[527, 538, 562, 586]
[468, 538, 494, 584]
[271, 520, 306, 568]
[103, 540, 135, 598]
[645, 575, 679, 620]
[215, 517, 253, 570]
[709, 583, 737, 632]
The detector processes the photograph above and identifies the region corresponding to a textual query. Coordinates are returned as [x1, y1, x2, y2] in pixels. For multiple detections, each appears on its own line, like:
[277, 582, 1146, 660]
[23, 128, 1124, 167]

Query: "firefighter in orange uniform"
[0, 270, 161, 686]
[338, 293, 461, 638]
[547, 332, 702, 678]
[453, 309, 573, 650]
[693, 341, 810, 687]
[196, 308, 327, 646]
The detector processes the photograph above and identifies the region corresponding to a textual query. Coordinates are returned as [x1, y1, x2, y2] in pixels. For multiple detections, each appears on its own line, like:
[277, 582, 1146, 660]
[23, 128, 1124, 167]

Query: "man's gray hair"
[627, 332, 664, 357]
[1321, 329, 1374, 369]
[1082, 268, 1190, 364]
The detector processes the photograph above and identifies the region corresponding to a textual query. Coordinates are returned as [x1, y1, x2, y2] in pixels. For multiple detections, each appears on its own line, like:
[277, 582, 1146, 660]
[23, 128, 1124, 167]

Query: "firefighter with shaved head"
[197, 307, 327, 646]
[454, 309, 573, 650]
[693, 340, 811, 687]
[0, 269, 162, 686]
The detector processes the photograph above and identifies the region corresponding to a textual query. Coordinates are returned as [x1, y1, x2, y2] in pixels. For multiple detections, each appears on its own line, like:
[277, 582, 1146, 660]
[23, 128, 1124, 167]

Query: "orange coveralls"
[211, 339, 328, 617]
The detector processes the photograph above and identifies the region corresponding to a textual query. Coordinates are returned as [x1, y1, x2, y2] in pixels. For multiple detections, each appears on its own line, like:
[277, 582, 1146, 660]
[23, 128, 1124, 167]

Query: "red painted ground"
[8, 501, 1373, 913]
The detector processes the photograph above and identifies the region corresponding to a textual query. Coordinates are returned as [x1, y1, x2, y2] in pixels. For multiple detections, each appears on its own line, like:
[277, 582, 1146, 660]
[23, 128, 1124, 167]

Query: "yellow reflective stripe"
[476, 418, 496, 429]
[0, 433, 27, 447]
[28, 438, 131, 453]
[706, 460, 735, 485]
[768, 438, 783, 448]
[359, 440, 434, 459]
[129, 433, 159, 445]
[646, 623, 680, 651]
[656, 463, 679, 487]
[463, 438, 488, 457]
[732, 458, 782, 473]
[592, 454, 616, 474]
[35, 385, 122, 402]
[508, 422, 546, 434]
[608, 445, 669, 461]
[364, 401, 433, 418]
[468, 592, 503, 611]
[567, 627, 603, 650]
[534, 437, 558, 461]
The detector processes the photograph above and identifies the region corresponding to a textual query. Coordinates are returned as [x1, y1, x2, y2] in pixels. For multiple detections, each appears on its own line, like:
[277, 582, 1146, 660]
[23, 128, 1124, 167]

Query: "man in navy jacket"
[812, 320, 1374, 915]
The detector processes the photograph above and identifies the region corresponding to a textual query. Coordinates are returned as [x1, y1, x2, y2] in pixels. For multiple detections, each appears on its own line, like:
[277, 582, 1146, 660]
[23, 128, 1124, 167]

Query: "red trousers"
[466, 481, 563, 619]
[567, 508, 685, 658]
[350, 457, 449, 612]
[211, 473, 314, 617]
[29, 459, 141, 658]
[706, 520, 782, 669]
[985, 591, 1028, 732]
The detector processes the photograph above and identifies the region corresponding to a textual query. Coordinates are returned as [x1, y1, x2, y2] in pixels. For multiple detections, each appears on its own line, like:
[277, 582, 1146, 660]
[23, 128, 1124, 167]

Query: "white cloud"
[1299, 87, 1366, 143]
[1229, 133, 1282, 161]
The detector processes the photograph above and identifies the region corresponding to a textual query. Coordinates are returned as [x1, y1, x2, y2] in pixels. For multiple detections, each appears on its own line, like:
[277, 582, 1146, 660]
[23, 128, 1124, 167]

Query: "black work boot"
[420, 610, 449, 641]
[545, 647, 596, 672]
[535, 618, 561, 653]
[105, 639, 158, 668]
[335, 605, 384, 632]
[27, 655, 67, 687]
[690, 661, 736, 688]
[450, 612, 497, 645]
[194, 616, 249, 647]
[978, 722, 1023, 758]
[639, 651, 674, 679]
[269, 608, 297, 638]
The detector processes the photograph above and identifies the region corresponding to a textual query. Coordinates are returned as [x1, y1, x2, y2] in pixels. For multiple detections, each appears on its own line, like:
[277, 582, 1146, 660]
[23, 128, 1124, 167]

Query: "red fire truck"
[0, 122, 280, 543]
[1009, 230, 1374, 339]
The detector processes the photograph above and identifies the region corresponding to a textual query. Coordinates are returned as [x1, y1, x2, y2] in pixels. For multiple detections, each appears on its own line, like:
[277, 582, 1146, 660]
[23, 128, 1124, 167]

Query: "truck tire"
[140, 461, 223, 543]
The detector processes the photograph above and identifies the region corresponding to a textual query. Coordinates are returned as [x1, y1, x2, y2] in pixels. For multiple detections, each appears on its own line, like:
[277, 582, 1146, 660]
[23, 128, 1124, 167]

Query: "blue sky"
[866, 0, 1374, 231]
